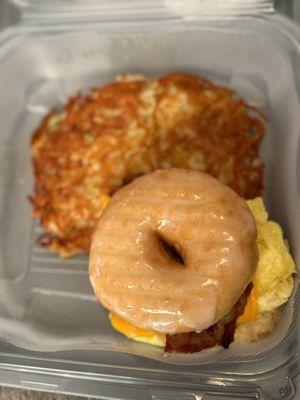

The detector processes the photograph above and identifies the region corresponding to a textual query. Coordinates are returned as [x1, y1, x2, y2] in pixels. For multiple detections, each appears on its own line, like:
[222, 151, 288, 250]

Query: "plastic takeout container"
[0, 0, 300, 398]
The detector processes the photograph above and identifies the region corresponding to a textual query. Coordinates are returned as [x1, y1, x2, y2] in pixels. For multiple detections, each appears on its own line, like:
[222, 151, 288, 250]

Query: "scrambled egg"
[247, 198, 296, 312]
[110, 197, 296, 347]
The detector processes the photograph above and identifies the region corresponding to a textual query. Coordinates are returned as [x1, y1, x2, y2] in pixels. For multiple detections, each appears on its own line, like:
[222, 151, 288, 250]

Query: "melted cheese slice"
[109, 312, 165, 347]
[237, 280, 259, 325]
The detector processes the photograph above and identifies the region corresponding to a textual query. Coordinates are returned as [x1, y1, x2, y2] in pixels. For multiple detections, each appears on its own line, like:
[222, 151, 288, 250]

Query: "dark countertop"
[0, 387, 96, 400]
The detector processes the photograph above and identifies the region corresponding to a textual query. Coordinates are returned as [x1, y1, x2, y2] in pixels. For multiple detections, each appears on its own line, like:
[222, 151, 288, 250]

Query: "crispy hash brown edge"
[29, 73, 267, 257]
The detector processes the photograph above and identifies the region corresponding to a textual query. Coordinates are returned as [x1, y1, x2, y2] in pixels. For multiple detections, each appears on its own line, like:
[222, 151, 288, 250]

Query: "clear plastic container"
[0, 0, 299, 398]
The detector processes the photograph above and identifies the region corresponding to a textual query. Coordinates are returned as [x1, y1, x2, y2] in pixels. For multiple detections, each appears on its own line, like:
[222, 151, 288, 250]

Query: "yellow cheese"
[109, 312, 165, 347]
[237, 280, 259, 324]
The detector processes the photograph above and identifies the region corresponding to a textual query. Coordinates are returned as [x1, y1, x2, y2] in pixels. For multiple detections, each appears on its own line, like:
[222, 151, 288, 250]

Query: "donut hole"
[157, 233, 185, 266]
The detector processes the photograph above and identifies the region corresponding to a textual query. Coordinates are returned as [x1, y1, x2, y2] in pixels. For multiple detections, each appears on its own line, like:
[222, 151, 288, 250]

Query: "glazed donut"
[89, 169, 258, 334]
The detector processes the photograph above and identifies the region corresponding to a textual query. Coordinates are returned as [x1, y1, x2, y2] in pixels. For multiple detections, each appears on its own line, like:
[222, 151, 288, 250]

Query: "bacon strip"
[165, 283, 253, 353]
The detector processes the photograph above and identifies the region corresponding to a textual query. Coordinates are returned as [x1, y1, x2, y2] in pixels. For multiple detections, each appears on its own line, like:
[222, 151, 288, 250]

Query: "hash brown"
[30, 73, 265, 257]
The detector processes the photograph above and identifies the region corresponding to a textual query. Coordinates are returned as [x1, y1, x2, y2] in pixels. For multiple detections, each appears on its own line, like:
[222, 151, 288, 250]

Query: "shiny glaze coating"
[89, 169, 258, 334]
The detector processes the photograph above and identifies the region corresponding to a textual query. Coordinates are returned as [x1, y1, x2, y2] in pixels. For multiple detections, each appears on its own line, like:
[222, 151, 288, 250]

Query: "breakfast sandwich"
[89, 169, 295, 353]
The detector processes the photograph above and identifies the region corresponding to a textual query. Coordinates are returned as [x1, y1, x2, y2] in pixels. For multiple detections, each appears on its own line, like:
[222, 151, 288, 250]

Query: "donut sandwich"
[89, 169, 295, 353]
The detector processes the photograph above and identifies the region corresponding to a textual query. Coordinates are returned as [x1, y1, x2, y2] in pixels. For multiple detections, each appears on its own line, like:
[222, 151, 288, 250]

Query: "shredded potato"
[30, 73, 265, 257]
